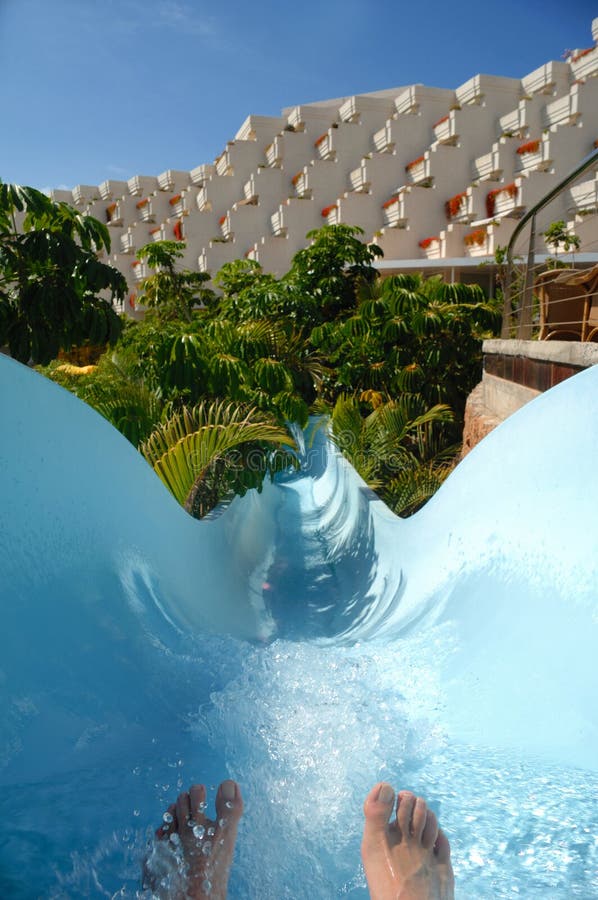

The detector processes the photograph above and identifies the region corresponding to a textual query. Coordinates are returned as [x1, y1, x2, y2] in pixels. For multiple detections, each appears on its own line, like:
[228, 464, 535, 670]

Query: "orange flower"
[321, 204, 337, 218]
[516, 139, 540, 155]
[405, 155, 425, 171]
[419, 236, 439, 249]
[291, 171, 303, 187]
[173, 221, 183, 241]
[572, 47, 594, 62]
[464, 228, 487, 247]
[433, 114, 449, 129]
[136, 198, 149, 209]
[314, 133, 328, 148]
[219, 215, 227, 226]
[382, 196, 399, 209]
[486, 182, 517, 217]
[169, 194, 182, 206]
[445, 191, 467, 220]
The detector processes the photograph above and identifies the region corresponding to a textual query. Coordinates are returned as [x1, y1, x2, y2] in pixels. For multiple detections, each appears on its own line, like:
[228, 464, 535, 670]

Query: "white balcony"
[120, 231, 136, 254]
[516, 138, 552, 174]
[433, 111, 458, 145]
[99, 180, 127, 200]
[472, 145, 502, 181]
[49, 189, 73, 203]
[372, 122, 394, 153]
[215, 146, 234, 176]
[314, 131, 336, 160]
[382, 193, 407, 228]
[127, 175, 158, 196]
[571, 46, 598, 81]
[270, 210, 287, 237]
[196, 187, 211, 212]
[499, 103, 527, 139]
[320, 203, 339, 225]
[445, 190, 475, 224]
[463, 227, 494, 258]
[157, 169, 190, 192]
[131, 260, 149, 282]
[348, 162, 370, 193]
[394, 84, 455, 116]
[292, 170, 310, 198]
[72, 185, 99, 206]
[190, 163, 215, 186]
[218, 212, 233, 239]
[486, 181, 524, 218]
[265, 137, 283, 167]
[135, 197, 155, 223]
[418, 236, 442, 259]
[568, 177, 598, 214]
[521, 61, 570, 96]
[168, 193, 186, 218]
[149, 225, 166, 241]
[405, 155, 431, 186]
[106, 202, 124, 226]
[543, 89, 580, 129]
[234, 114, 285, 141]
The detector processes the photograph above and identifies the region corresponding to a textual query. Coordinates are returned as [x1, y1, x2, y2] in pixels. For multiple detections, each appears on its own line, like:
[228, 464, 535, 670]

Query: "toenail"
[377, 784, 395, 804]
[221, 781, 237, 802]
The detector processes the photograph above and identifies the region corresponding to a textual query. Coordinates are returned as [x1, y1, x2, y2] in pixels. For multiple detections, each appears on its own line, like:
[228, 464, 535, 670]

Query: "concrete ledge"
[483, 339, 598, 367]
[482, 373, 540, 420]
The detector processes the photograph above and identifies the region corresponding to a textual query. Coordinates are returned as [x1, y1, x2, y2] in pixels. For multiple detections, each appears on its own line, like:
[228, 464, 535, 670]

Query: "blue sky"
[0, 0, 595, 191]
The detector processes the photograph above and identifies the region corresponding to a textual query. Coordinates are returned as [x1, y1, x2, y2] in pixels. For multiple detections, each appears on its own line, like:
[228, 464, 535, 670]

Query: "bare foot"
[144, 780, 243, 899]
[361, 784, 454, 900]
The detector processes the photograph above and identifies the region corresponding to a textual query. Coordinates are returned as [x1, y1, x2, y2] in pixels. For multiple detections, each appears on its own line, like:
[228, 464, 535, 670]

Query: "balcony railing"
[99, 180, 127, 200]
[382, 193, 407, 227]
[433, 111, 458, 145]
[499, 103, 527, 139]
[190, 164, 215, 186]
[270, 209, 287, 237]
[521, 61, 568, 96]
[472, 145, 502, 182]
[265, 138, 283, 168]
[72, 185, 99, 206]
[314, 132, 335, 160]
[292, 170, 310, 199]
[570, 45, 598, 80]
[542, 90, 580, 130]
[567, 177, 598, 214]
[516, 138, 553, 175]
[127, 175, 158, 196]
[348, 162, 370, 193]
[372, 123, 394, 153]
[120, 231, 136, 254]
[405, 155, 432, 186]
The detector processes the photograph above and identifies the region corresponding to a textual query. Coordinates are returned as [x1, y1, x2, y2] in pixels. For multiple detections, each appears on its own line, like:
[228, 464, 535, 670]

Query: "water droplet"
[193, 824, 205, 840]
[163, 812, 173, 824]
[202, 841, 213, 856]
[207, 826, 215, 837]
[198, 801, 207, 812]
[170, 832, 181, 846]
[132, 767, 141, 776]
[161, 824, 170, 833]
[201, 879, 212, 894]
[218, 817, 227, 828]
[186, 817, 196, 828]
[133, 809, 140, 817]
[225, 801, 234, 809]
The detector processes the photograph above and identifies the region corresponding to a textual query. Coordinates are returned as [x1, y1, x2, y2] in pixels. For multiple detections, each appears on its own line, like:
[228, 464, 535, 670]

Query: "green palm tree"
[141, 400, 296, 517]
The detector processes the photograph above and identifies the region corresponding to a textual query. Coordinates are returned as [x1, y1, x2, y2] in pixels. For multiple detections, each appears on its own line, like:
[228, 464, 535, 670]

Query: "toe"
[175, 791, 191, 832]
[397, 790, 416, 838]
[411, 796, 428, 842]
[215, 780, 243, 830]
[421, 807, 439, 850]
[189, 783, 207, 823]
[156, 802, 177, 840]
[434, 827, 451, 864]
[363, 783, 395, 828]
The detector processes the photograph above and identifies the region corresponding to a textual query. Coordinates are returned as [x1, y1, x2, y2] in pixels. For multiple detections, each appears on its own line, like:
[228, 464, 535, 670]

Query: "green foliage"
[136, 240, 216, 321]
[543, 221, 581, 255]
[0, 181, 125, 364]
[141, 400, 296, 517]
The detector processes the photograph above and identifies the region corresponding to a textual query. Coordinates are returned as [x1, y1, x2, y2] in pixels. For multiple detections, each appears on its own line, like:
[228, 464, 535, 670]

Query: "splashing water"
[0, 355, 596, 898]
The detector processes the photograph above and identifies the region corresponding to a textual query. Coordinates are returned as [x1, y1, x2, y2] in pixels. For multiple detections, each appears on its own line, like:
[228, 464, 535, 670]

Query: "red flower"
[433, 114, 449, 129]
[136, 198, 149, 209]
[382, 196, 399, 209]
[314, 133, 328, 148]
[131, 260, 140, 267]
[321, 204, 337, 218]
[173, 221, 183, 241]
[486, 182, 517, 217]
[219, 214, 227, 226]
[445, 191, 467, 220]
[169, 194, 182, 206]
[464, 228, 487, 247]
[572, 47, 594, 62]
[129, 294, 136, 309]
[516, 139, 540, 155]
[419, 236, 439, 249]
[149, 226, 160, 235]
[291, 171, 303, 187]
[405, 155, 425, 172]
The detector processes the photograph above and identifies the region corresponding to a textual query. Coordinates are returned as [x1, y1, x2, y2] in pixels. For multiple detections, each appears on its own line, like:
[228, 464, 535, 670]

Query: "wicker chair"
[536, 267, 598, 341]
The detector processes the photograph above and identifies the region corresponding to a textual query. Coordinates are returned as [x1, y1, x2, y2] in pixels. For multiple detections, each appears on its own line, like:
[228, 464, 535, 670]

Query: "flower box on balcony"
[463, 227, 489, 256]
[445, 191, 468, 221]
[486, 182, 519, 217]
[571, 46, 598, 80]
[405, 155, 430, 186]
[516, 138, 551, 174]
[136, 198, 149, 210]
[149, 226, 161, 236]
[173, 221, 183, 241]
[315, 133, 335, 160]
[419, 236, 441, 258]
[321, 203, 338, 223]
[382, 193, 407, 227]
[433, 112, 457, 145]
[106, 203, 118, 224]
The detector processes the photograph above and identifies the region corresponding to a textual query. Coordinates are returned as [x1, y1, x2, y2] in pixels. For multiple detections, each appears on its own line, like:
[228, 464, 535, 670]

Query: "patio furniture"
[536, 265, 598, 341]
